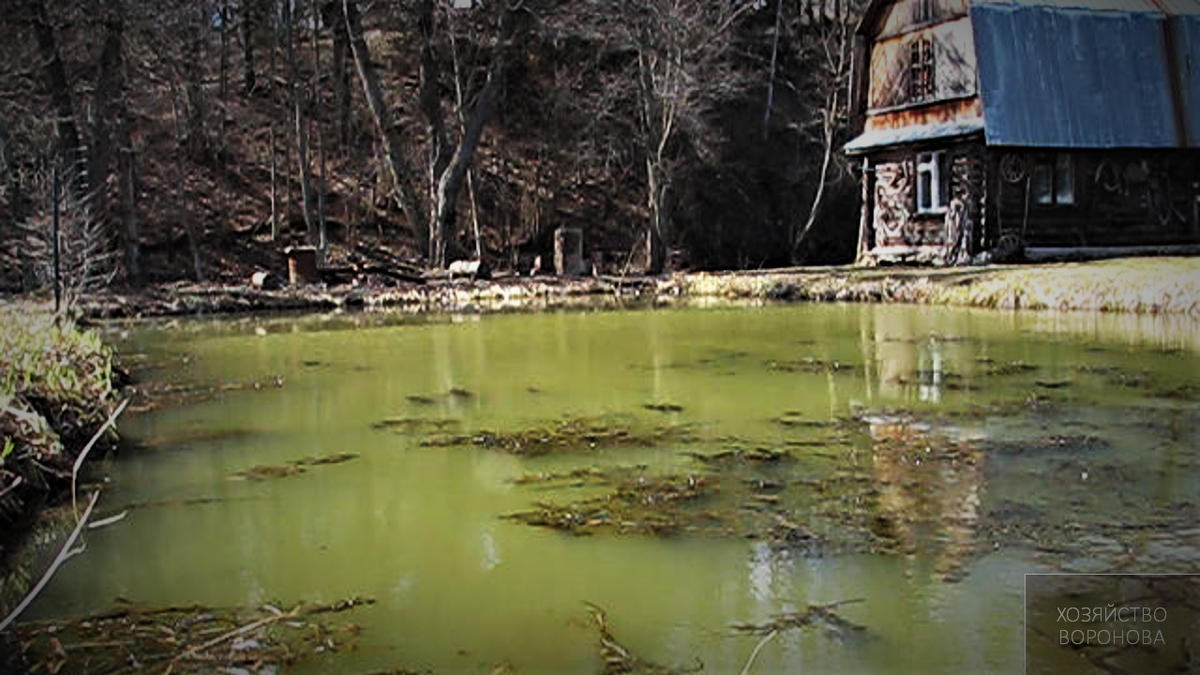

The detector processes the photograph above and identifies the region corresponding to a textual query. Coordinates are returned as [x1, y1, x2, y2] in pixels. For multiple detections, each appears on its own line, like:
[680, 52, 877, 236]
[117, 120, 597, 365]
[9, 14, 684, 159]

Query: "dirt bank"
[70, 257, 1200, 319]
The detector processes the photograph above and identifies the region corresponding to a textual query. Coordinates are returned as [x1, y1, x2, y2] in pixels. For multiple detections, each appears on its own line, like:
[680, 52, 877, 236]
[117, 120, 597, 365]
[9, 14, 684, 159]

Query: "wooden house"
[845, 0, 1200, 264]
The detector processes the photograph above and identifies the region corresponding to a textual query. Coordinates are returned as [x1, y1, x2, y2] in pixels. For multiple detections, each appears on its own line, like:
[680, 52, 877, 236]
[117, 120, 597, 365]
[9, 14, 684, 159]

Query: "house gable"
[850, 0, 984, 149]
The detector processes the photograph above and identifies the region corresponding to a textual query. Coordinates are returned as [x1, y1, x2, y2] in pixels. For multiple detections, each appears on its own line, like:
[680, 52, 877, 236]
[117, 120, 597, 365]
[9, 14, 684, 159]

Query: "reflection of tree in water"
[864, 417, 985, 582]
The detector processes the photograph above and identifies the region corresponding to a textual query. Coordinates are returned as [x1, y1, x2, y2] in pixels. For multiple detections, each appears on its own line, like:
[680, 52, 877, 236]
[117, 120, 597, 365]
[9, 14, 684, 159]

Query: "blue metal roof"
[971, 2, 1185, 147]
[1172, 13, 1200, 145]
[844, 117, 985, 153]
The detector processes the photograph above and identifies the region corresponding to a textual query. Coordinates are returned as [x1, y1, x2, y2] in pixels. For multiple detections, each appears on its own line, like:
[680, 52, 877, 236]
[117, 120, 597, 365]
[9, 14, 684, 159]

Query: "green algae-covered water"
[26, 303, 1200, 674]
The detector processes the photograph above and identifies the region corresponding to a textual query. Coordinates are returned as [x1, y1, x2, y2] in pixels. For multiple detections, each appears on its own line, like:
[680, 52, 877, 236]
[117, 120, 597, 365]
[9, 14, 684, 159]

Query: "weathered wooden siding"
[866, 98, 982, 133]
[867, 142, 985, 259]
[875, 0, 969, 38]
[867, 16, 977, 112]
[991, 149, 1200, 248]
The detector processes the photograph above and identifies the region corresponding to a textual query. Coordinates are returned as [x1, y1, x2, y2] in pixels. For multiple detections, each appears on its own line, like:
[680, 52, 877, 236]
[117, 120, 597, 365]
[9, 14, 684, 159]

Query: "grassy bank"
[669, 257, 1200, 315]
[0, 301, 120, 593]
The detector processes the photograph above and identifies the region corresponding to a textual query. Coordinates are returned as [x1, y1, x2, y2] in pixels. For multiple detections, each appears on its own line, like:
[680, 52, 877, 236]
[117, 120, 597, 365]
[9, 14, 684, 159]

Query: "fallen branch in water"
[87, 510, 128, 530]
[584, 601, 702, 675]
[739, 629, 777, 675]
[732, 599, 867, 642]
[72, 397, 130, 514]
[173, 604, 300, 662]
[0, 489, 102, 632]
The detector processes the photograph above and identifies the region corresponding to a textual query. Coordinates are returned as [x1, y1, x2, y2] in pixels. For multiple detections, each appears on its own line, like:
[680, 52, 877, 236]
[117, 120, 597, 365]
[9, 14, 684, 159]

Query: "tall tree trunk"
[117, 112, 140, 286]
[763, 0, 783, 137]
[169, 83, 204, 281]
[285, 0, 317, 246]
[219, 4, 230, 101]
[342, 0, 428, 259]
[88, 20, 123, 226]
[636, 51, 669, 274]
[182, 9, 207, 155]
[791, 13, 851, 262]
[242, 0, 258, 94]
[0, 120, 29, 288]
[30, 0, 85, 199]
[449, 28, 481, 259]
[430, 3, 519, 268]
[310, 0, 328, 259]
[418, 0, 449, 260]
[268, 4, 279, 241]
[323, 1, 352, 148]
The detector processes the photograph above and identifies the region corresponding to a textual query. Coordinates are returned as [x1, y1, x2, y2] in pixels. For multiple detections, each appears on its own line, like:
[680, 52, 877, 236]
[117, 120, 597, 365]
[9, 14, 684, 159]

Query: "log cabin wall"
[865, 140, 985, 261]
[988, 149, 1200, 249]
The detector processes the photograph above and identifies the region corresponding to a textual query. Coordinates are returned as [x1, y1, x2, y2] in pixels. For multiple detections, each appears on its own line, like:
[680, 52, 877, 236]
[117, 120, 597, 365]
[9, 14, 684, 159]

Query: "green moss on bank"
[0, 301, 118, 521]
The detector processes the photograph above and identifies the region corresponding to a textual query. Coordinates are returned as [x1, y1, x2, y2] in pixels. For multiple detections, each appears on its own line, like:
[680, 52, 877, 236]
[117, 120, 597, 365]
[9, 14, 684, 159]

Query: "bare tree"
[28, 0, 85, 199]
[788, 0, 862, 262]
[428, 1, 522, 268]
[309, 0, 329, 259]
[342, 0, 429, 258]
[242, 0, 261, 94]
[284, 0, 318, 247]
[552, 0, 751, 273]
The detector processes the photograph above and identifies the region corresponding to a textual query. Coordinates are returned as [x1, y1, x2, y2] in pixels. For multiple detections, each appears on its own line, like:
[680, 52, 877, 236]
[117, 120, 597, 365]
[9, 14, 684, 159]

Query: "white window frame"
[916, 151, 948, 214]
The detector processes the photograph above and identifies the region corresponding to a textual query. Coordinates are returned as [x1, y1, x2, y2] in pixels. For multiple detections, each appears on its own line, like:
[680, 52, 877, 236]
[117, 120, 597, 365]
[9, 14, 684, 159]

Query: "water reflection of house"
[846, 0, 1200, 265]
[864, 416, 985, 582]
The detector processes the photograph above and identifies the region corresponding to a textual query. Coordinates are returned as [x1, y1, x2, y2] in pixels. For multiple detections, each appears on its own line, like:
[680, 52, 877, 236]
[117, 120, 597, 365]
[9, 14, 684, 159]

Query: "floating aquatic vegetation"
[1070, 363, 1123, 376]
[372, 417, 462, 433]
[771, 412, 837, 428]
[766, 357, 860, 375]
[630, 349, 751, 373]
[422, 416, 694, 457]
[1106, 370, 1153, 389]
[505, 473, 717, 536]
[981, 500, 1200, 574]
[986, 361, 1039, 377]
[984, 434, 1110, 456]
[585, 603, 702, 675]
[232, 453, 359, 481]
[685, 447, 791, 465]
[886, 371, 976, 391]
[1152, 383, 1200, 401]
[404, 388, 473, 406]
[128, 375, 286, 413]
[509, 467, 616, 487]
[11, 596, 375, 675]
[643, 403, 684, 413]
[731, 600, 868, 643]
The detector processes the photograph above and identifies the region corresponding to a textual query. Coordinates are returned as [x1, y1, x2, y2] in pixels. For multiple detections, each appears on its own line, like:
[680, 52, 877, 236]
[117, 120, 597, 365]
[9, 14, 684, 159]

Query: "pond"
[23, 303, 1200, 674]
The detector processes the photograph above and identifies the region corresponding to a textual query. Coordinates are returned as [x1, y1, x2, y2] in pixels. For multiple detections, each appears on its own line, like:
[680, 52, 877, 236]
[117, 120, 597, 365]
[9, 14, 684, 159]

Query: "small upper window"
[1031, 154, 1075, 205]
[909, 37, 935, 102]
[916, 151, 949, 214]
[914, 0, 934, 24]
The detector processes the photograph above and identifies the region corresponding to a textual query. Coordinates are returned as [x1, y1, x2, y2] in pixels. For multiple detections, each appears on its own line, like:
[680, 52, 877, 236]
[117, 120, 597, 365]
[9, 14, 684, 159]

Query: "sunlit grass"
[676, 257, 1200, 315]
